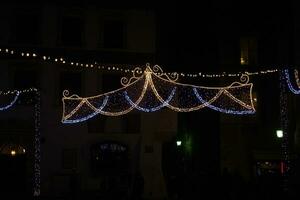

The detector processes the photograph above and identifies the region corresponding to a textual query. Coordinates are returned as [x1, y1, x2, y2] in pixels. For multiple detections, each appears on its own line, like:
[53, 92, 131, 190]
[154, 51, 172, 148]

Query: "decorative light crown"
[62, 64, 256, 123]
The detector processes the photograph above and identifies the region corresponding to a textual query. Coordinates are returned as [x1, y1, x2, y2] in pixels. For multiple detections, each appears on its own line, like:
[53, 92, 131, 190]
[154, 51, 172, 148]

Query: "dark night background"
[0, 0, 300, 200]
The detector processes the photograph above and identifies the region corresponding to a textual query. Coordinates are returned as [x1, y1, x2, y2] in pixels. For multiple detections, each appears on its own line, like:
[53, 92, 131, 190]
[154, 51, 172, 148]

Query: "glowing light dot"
[11, 150, 16, 156]
[276, 130, 283, 138]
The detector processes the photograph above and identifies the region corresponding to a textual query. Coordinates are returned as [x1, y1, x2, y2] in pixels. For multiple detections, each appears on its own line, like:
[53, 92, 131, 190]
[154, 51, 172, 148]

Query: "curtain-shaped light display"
[62, 65, 256, 123]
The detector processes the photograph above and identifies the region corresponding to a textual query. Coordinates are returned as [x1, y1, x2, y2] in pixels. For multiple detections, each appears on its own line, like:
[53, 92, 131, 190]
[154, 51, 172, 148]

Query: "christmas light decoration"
[295, 69, 300, 88]
[62, 64, 255, 123]
[280, 70, 290, 191]
[284, 69, 300, 94]
[33, 90, 41, 197]
[0, 91, 19, 111]
[0, 47, 281, 78]
[0, 88, 41, 196]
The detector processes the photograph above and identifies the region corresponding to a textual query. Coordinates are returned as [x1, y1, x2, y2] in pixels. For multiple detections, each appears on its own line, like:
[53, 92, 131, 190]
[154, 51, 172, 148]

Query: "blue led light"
[0, 91, 20, 111]
[62, 96, 109, 123]
[193, 88, 255, 115]
[284, 69, 300, 94]
[124, 87, 176, 112]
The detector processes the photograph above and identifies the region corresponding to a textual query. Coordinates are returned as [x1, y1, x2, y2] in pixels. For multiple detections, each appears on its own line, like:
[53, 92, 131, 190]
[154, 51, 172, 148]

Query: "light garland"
[1, 47, 280, 78]
[279, 70, 290, 191]
[0, 88, 38, 111]
[295, 69, 300, 88]
[284, 69, 300, 94]
[0, 91, 19, 111]
[0, 88, 41, 196]
[33, 90, 41, 196]
[62, 64, 255, 123]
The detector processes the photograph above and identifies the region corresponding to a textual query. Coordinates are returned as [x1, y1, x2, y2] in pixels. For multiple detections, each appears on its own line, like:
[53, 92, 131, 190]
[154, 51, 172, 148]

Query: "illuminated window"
[240, 37, 257, 65]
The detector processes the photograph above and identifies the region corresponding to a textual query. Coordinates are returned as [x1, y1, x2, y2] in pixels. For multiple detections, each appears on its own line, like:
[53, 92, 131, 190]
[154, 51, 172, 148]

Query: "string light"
[193, 88, 255, 115]
[33, 90, 41, 197]
[0, 88, 38, 111]
[279, 70, 290, 192]
[0, 47, 281, 78]
[284, 69, 300, 94]
[295, 69, 300, 88]
[0, 88, 41, 196]
[124, 87, 177, 112]
[0, 91, 19, 111]
[62, 64, 255, 123]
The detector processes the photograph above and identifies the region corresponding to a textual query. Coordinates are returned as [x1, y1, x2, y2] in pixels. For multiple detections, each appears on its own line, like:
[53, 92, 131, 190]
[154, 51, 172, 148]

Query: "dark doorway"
[90, 141, 130, 199]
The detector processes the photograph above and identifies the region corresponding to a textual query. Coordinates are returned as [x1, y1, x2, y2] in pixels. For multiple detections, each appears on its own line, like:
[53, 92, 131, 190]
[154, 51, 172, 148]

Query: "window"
[59, 71, 82, 96]
[90, 142, 128, 175]
[12, 13, 40, 45]
[62, 148, 77, 169]
[103, 20, 125, 49]
[240, 37, 257, 65]
[60, 16, 84, 47]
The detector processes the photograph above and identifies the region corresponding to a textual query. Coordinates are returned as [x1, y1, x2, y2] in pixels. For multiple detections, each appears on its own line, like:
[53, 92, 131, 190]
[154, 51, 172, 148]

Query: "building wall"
[0, 3, 176, 199]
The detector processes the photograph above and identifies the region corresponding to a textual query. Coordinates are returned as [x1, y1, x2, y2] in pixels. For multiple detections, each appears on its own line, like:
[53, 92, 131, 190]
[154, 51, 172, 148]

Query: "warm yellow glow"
[63, 65, 255, 122]
[0, 47, 281, 78]
[240, 57, 245, 65]
[11, 150, 16, 156]
[62, 64, 255, 121]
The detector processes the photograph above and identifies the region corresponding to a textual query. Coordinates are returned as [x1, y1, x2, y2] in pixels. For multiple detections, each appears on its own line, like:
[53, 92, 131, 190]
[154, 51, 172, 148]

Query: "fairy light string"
[284, 69, 300, 94]
[0, 88, 41, 196]
[0, 47, 281, 78]
[280, 70, 290, 192]
[33, 90, 41, 197]
[62, 64, 256, 123]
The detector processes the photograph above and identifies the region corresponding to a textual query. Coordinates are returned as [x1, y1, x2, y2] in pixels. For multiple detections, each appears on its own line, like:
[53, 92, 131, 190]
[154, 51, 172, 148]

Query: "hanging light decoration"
[284, 69, 300, 94]
[0, 88, 41, 197]
[62, 64, 256, 123]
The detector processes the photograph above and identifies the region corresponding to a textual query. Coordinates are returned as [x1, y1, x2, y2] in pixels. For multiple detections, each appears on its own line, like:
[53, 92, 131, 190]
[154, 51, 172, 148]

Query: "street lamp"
[176, 140, 182, 146]
[276, 130, 283, 138]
